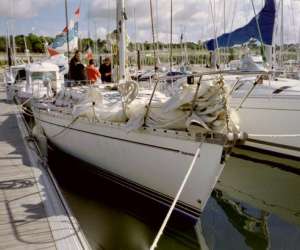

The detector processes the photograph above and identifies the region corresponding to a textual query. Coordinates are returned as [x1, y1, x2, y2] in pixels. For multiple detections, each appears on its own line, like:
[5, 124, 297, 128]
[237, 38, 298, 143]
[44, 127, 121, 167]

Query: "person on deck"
[69, 50, 87, 83]
[86, 59, 101, 84]
[99, 57, 112, 83]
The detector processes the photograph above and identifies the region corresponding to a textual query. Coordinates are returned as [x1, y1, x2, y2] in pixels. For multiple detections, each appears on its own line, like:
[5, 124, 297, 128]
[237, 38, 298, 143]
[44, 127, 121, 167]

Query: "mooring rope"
[47, 117, 79, 139]
[150, 138, 205, 250]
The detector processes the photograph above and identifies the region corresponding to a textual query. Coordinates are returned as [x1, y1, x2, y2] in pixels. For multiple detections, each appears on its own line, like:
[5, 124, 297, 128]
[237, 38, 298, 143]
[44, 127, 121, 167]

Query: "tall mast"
[149, 0, 158, 71]
[280, 0, 284, 67]
[6, 21, 12, 67]
[24, 35, 30, 64]
[223, 0, 226, 34]
[10, 0, 16, 65]
[170, 0, 173, 71]
[117, 0, 126, 82]
[65, 0, 70, 62]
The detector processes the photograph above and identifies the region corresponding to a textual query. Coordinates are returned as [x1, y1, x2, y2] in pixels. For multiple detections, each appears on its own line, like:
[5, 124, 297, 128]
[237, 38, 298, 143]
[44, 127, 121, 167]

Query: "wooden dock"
[0, 83, 90, 249]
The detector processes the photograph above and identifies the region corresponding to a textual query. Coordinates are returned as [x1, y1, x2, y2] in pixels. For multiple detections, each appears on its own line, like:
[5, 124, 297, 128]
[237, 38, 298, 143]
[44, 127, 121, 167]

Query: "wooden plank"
[0, 84, 90, 250]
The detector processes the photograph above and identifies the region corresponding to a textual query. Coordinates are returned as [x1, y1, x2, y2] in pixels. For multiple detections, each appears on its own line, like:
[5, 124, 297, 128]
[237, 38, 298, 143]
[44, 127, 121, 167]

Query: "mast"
[65, 0, 70, 62]
[223, 0, 226, 33]
[117, 0, 126, 82]
[149, 0, 158, 71]
[24, 36, 30, 63]
[11, 0, 16, 65]
[170, 0, 173, 71]
[280, 0, 284, 67]
[6, 21, 12, 67]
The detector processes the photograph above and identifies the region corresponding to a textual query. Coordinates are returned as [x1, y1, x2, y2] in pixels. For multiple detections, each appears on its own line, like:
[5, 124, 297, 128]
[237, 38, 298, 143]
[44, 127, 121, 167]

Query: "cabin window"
[15, 70, 26, 81]
[31, 72, 56, 82]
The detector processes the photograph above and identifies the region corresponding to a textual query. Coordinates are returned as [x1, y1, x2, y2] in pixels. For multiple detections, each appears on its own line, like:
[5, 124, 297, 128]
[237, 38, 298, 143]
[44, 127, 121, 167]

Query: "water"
[48, 146, 300, 250]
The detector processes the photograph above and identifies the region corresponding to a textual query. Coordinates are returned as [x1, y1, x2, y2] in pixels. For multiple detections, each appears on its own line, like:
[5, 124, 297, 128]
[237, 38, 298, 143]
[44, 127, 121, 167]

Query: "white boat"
[30, 0, 242, 218]
[19, 62, 62, 102]
[33, 105, 228, 216]
[32, 71, 240, 217]
[203, 0, 300, 159]
[4, 64, 26, 101]
[6, 62, 62, 105]
[227, 72, 300, 158]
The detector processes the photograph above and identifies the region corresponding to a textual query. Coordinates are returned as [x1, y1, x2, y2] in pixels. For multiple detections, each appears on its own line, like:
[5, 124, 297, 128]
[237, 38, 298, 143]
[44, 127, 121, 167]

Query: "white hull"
[231, 95, 300, 158]
[34, 109, 226, 215]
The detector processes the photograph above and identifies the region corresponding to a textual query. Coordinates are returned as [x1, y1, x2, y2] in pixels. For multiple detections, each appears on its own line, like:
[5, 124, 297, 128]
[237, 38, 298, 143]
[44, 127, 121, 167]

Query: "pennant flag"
[48, 7, 80, 56]
[75, 7, 80, 19]
[49, 21, 79, 53]
[47, 47, 60, 56]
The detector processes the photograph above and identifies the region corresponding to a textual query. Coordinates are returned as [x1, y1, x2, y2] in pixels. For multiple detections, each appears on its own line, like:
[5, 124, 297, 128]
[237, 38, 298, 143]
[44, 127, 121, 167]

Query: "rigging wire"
[149, 0, 158, 71]
[250, 0, 266, 61]
[170, 0, 173, 71]
[226, 0, 238, 48]
[208, 0, 220, 68]
[288, 0, 297, 44]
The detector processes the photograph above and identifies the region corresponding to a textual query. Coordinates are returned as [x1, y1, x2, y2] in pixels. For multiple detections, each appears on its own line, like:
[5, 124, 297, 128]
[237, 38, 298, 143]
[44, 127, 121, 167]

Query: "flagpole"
[65, 0, 70, 62]
[170, 0, 173, 72]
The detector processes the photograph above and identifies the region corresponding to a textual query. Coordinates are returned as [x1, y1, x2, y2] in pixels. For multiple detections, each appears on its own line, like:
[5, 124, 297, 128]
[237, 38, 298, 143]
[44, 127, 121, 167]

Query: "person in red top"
[86, 59, 101, 84]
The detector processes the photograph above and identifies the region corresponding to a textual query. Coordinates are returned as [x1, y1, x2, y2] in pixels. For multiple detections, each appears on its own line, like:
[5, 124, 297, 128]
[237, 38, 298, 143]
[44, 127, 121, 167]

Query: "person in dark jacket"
[69, 50, 87, 83]
[99, 57, 112, 83]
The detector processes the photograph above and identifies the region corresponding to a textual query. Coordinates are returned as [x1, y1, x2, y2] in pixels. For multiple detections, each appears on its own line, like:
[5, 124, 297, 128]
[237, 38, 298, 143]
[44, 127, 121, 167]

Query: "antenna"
[65, 0, 70, 62]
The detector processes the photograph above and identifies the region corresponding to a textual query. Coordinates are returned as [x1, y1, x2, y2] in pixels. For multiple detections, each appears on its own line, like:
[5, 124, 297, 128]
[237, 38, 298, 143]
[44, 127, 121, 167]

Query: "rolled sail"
[204, 0, 275, 51]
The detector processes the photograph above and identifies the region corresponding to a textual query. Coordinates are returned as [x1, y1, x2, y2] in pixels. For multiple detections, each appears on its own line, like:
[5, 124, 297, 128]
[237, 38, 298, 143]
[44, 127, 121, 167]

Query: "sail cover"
[204, 0, 275, 51]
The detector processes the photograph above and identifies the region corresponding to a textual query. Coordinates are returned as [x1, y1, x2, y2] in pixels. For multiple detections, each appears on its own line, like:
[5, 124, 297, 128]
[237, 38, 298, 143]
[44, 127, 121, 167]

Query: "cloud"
[0, 0, 299, 44]
[87, 0, 300, 43]
[0, 0, 58, 18]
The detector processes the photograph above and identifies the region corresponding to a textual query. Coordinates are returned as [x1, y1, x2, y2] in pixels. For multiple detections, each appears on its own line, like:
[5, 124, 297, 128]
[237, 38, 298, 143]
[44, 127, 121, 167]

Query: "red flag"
[75, 8, 80, 18]
[48, 47, 60, 56]
[63, 7, 80, 32]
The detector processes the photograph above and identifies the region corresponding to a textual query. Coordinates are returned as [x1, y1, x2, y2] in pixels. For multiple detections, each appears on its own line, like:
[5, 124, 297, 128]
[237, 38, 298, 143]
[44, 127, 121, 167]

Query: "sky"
[0, 0, 300, 44]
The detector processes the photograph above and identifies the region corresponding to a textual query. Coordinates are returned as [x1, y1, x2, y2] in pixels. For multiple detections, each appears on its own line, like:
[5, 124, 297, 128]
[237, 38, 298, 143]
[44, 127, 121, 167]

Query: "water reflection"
[48, 146, 300, 249]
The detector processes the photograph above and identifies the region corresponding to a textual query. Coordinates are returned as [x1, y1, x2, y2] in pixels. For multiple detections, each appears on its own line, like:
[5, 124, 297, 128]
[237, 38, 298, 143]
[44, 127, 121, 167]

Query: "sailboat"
[204, 0, 300, 159]
[4, 50, 61, 106]
[31, 0, 239, 218]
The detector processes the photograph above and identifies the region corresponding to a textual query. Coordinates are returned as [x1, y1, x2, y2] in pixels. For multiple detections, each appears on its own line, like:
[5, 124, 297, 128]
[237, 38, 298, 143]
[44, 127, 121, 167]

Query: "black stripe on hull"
[234, 146, 300, 175]
[247, 138, 300, 155]
[38, 117, 202, 219]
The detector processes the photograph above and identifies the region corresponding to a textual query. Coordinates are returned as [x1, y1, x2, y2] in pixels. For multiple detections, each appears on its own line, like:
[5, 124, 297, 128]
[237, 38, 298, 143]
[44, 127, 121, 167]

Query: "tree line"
[0, 34, 298, 55]
[0, 34, 206, 54]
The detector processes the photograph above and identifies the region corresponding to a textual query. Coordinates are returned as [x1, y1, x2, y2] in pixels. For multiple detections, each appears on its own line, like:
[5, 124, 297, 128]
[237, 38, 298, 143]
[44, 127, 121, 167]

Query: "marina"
[0, 0, 300, 249]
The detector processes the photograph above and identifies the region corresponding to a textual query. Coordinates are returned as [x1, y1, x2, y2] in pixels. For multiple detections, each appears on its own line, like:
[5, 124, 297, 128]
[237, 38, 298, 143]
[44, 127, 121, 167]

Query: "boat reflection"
[198, 148, 300, 250]
[48, 145, 300, 249]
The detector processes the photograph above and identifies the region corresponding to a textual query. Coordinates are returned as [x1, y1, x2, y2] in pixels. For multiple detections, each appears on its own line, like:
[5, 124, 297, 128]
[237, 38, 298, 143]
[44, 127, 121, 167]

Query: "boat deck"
[0, 83, 90, 249]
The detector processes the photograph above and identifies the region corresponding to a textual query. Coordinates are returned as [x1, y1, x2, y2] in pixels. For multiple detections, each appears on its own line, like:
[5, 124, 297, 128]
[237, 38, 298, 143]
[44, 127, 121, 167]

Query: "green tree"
[96, 39, 107, 53]
[15, 35, 25, 52]
[26, 33, 45, 53]
[0, 36, 6, 52]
